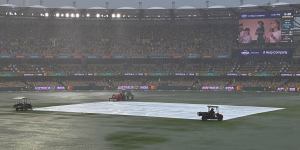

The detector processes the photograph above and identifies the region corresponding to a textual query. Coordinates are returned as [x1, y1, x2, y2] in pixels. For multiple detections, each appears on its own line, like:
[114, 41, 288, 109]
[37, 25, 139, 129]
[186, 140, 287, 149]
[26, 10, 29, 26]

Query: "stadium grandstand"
[0, 2, 300, 92]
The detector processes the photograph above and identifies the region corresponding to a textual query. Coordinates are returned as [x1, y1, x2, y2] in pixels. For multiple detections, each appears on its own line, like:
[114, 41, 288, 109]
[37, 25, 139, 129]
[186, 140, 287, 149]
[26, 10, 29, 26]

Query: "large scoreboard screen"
[238, 12, 294, 44]
[281, 12, 294, 43]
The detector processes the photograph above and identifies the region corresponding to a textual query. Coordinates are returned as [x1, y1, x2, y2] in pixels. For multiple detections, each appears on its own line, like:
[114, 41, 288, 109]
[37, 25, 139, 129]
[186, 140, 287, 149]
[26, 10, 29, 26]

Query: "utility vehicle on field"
[197, 105, 223, 121]
[109, 90, 134, 101]
[13, 97, 33, 111]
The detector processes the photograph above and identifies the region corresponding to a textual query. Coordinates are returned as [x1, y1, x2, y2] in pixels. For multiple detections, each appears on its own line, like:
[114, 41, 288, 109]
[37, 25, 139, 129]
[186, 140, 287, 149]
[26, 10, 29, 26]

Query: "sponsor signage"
[277, 87, 285, 92]
[23, 73, 43, 76]
[240, 49, 290, 56]
[124, 73, 144, 76]
[117, 85, 149, 90]
[288, 87, 297, 92]
[0, 55, 11, 58]
[34, 86, 65, 91]
[240, 12, 292, 19]
[201, 86, 220, 90]
[225, 86, 235, 91]
[34, 86, 51, 90]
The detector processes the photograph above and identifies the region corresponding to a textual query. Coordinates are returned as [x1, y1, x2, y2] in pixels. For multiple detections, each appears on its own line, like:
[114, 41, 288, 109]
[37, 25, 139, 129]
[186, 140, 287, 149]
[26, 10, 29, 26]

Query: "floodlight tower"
[138, 0, 142, 9]
[138, 0, 144, 20]
[72, 1, 77, 8]
[172, 1, 175, 9]
[240, 0, 244, 6]
[205, 0, 210, 8]
[6, 0, 9, 4]
[105, 1, 109, 9]
[40, 0, 43, 6]
[22, 0, 27, 6]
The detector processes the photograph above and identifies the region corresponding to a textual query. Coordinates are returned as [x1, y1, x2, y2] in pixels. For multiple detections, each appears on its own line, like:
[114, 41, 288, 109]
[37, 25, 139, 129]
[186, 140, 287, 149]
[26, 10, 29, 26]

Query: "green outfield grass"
[0, 91, 299, 150]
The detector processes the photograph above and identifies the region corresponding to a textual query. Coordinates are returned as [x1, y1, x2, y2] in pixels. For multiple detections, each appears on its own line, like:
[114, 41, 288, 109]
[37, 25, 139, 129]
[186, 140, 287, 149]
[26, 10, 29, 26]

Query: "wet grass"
[0, 91, 299, 150]
[106, 131, 168, 150]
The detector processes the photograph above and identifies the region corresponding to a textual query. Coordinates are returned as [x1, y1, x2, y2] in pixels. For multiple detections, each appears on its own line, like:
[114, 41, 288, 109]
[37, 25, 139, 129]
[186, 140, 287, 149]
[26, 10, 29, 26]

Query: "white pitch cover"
[35, 102, 283, 120]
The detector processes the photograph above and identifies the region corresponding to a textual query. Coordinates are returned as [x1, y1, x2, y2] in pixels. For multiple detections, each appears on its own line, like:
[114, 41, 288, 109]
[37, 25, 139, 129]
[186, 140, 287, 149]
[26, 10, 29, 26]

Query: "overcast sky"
[1, 0, 299, 8]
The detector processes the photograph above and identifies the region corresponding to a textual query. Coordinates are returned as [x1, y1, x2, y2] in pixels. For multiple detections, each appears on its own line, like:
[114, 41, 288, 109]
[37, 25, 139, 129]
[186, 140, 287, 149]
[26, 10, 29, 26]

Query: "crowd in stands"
[0, 81, 26, 88]
[232, 79, 286, 88]
[0, 18, 236, 58]
[0, 17, 299, 91]
[0, 60, 298, 75]
[27, 81, 62, 87]
[63, 80, 111, 87]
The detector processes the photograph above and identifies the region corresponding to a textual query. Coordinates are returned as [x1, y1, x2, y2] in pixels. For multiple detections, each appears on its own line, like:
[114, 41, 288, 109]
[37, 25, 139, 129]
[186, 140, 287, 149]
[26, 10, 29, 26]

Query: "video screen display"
[238, 12, 294, 44]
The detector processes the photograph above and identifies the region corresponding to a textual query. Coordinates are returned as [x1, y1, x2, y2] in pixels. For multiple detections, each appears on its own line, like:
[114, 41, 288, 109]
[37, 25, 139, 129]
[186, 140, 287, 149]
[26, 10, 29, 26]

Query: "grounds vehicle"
[109, 90, 134, 101]
[13, 97, 33, 111]
[125, 90, 134, 100]
[197, 106, 223, 121]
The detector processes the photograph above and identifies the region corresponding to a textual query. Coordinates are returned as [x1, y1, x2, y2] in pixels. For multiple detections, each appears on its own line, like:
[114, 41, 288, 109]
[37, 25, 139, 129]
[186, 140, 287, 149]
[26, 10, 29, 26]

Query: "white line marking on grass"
[34, 102, 284, 120]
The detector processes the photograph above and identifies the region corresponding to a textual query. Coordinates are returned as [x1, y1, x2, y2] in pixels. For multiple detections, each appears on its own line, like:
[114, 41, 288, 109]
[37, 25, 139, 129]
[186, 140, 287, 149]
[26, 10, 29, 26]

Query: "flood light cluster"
[4, 11, 128, 19]
[5, 12, 49, 17]
[53, 12, 122, 18]
[55, 12, 80, 18]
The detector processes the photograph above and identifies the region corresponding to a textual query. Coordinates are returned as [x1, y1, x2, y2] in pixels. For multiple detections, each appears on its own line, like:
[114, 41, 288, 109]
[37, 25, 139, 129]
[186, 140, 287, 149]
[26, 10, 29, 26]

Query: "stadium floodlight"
[96, 13, 100, 18]
[112, 13, 116, 18]
[65, 13, 70, 18]
[55, 13, 60, 17]
[75, 13, 80, 18]
[61, 13, 64, 17]
[86, 13, 90, 17]
[116, 13, 121, 18]
[70, 13, 75, 18]
[45, 13, 49, 17]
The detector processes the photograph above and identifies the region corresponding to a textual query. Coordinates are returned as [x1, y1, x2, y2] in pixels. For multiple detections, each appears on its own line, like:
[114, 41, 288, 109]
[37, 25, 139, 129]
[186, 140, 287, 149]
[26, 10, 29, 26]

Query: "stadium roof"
[117, 7, 136, 9]
[208, 5, 226, 9]
[0, 4, 16, 7]
[0, 1, 298, 10]
[28, 5, 47, 9]
[239, 4, 258, 8]
[59, 6, 76, 9]
[177, 6, 196, 9]
[88, 7, 106, 10]
[0, 3, 299, 19]
[272, 2, 290, 6]
[147, 7, 166, 9]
